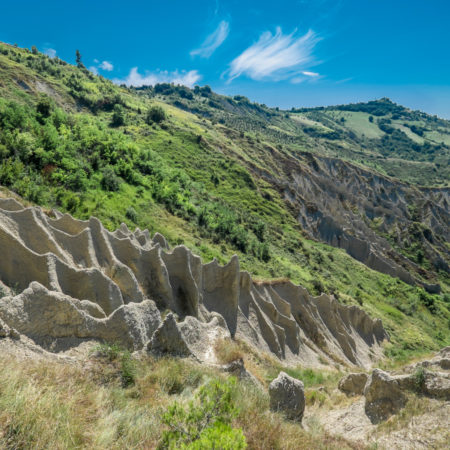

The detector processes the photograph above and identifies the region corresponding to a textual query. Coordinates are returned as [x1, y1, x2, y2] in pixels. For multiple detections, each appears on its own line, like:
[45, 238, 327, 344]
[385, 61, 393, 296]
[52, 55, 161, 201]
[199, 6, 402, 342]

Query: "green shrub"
[93, 342, 123, 361]
[259, 242, 271, 262]
[36, 95, 53, 120]
[92, 342, 136, 387]
[111, 104, 125, 127]
[419, 291, 436, 314]
[120, 351, 137, 387]
[312, 279, 324, 296]
[147, 106, 166, 124]
[101, 166, 121, 191]
[182, 423, 246, 449]
[160, 378, 246, 449]
[125, 206, 138, 223]
[413, 366, 426, 392]
[65, 193, 80, 212]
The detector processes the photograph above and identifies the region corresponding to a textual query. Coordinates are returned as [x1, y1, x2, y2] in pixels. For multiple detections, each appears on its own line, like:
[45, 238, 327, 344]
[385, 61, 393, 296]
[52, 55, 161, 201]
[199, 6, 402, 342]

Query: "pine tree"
[75, 49, 84, 68]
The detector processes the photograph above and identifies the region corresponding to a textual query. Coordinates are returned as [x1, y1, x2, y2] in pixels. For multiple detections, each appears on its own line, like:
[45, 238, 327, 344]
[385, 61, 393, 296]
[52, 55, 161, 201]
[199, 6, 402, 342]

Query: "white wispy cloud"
[113, 67, 201, 88]
[44, 48, 57, 58]
[302, 71, 319, 77]
[227, 27, 320, 82]
[99, 60, 114, 71]
[291, 71, 321, 84]
[190, 20, 229, 58]
[88, 66, 99, 75]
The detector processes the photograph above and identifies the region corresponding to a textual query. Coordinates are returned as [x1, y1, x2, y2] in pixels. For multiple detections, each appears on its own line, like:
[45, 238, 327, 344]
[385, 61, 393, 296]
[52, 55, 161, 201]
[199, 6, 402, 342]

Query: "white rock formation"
[0, 198, 387, 366]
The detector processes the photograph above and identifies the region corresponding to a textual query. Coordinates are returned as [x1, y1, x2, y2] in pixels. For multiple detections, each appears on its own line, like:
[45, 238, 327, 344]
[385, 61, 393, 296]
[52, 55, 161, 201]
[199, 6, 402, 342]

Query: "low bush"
[92, 342, 136, 387]
[125, 206, 138, 223]
[160, 378, 246, 449]
[147, 106, 166, 124]
[413, 366, 426, 392]
[101, 166, 121, 192]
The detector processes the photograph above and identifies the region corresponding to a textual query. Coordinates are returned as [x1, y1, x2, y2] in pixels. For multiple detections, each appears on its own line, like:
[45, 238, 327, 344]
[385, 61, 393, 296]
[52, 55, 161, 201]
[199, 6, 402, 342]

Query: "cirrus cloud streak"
[227, 27, 320, 82]
[191, 20, 230, 58]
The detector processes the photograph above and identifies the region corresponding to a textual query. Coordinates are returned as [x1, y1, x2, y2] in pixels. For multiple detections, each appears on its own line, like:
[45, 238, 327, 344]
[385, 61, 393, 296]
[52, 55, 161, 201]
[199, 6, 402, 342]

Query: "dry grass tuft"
[214, 337, 244, 364]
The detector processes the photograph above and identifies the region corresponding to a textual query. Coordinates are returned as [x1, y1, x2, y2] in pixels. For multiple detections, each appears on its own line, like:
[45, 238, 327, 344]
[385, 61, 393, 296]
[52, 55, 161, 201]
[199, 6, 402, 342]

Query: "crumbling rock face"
[148, 313, 192, 357]
[0, 198, 387, 366]
[422, 372, 450, 400]
[255, 151, 450, 290]
[0, 317, 12, 338]
[0, 281, 161, 350]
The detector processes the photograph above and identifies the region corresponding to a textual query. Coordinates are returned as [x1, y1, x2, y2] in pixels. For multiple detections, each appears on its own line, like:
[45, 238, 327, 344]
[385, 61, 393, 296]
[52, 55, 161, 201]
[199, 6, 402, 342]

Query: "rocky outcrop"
[411, 347, 450, 371]
[148, 313, 192, 357]
[364, 369, 407, 423]
[0, 281, 161, 350]
[148, 312, 228, 361]
[422, 372, 450, 400]
[338, 373, 368, 396]
[269, 372, 305, 422]
[0, 198, 387, 366]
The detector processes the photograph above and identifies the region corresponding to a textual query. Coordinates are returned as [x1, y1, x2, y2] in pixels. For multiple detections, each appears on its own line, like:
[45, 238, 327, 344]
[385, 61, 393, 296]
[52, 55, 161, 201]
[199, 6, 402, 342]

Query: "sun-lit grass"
[0, 353, 366, 449]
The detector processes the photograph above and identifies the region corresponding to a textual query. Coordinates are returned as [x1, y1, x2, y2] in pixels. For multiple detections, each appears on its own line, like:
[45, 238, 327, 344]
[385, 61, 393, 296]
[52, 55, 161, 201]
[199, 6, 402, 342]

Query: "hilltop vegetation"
[0, 41, 449, 361]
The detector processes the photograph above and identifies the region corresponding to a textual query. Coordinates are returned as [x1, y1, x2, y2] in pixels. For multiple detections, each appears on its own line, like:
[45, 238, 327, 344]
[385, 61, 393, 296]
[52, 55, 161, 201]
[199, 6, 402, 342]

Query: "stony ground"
[305, 396, 450, 449]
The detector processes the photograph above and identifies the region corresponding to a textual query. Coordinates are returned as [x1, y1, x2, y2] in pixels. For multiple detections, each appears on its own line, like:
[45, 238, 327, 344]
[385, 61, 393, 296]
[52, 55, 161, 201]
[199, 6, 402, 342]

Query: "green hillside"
[0, 42, 449, 361]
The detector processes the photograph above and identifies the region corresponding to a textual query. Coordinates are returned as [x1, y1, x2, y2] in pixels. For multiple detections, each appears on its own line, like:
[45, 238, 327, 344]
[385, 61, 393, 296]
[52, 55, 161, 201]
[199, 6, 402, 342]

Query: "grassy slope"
[0, 347, 365, 449]
[0, 43, 449, 361]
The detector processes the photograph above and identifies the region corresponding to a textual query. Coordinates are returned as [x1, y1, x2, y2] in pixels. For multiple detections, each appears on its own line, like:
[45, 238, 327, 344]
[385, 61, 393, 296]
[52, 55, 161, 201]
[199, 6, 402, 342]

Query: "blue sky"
[2, 0, 450, 117]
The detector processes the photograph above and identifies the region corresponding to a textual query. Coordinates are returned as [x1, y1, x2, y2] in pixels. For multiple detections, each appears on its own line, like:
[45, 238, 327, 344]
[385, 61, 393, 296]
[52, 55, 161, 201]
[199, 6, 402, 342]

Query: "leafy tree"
[31, 46, 38, 55]
[101, 166, 121, 191]
[147, 106, 166, 124]
[36, 95, 52, 120]
[111, 104, 125, 127]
